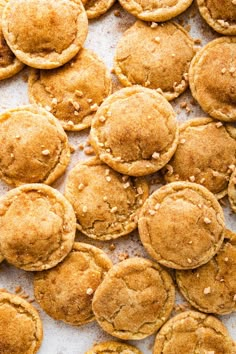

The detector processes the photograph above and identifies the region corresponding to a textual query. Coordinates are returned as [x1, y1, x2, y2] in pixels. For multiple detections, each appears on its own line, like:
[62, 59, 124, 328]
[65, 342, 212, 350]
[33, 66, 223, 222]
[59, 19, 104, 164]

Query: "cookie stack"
[0, 0, 235, 353]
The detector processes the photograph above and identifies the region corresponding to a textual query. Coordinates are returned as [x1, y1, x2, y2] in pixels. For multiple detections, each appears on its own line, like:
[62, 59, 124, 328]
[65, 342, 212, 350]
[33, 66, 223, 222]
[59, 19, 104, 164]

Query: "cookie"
[2, 0, 88, 69]
[85, 341, 142, 354]
[90, 86, 179, 176]
[163, 118, 236, 199]
[34, 242, 112, 326]
[197, 0, 236, 35]
[64, 157, 149, 240]
[92, 257, 175, 340]
[228, 167, 236, 213]
[85, 0, 116, 19]
[176, 229, 236, 315]
[114, 21, 195, 101]
[153, 310, 235, 354]
[189, 37, 236, 122]
[0, 291, 43, 354]
[28, 49, 112, 131]
[0, 105, 70, 187]
[118, 0, 193, 21]
[0, 0, 24, 80]
[0, 250, 3, 263]
[0, 184, 76, 271]
[138, 182, 225, 270]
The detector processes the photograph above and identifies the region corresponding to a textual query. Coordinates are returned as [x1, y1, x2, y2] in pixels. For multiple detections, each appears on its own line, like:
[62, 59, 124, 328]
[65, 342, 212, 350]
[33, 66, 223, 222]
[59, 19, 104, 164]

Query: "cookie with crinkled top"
[85, 0, 116, 19]
[85, 341, 142, 354]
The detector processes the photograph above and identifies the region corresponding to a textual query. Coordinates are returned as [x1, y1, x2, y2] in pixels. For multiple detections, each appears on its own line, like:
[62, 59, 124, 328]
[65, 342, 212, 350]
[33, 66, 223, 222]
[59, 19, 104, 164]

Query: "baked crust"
[163, 117, 236, 199]
[153, 310, 235, 354]
[85, 341, 142, 354]
[92, 257, 175, 340]
[28, 49, 112, 131]
[0, 184, 76, 271]
[90, 86, 179, 176]
[2, 0, 88, 69]
[64, 157, 149, 240]
[34, 242, 112, 326]
[138, 181, 225, 269]
[114, 21, 195, 101]
[0, 291, 43, 354]
[189, 37, 236, 122]
[0, 105, 70, 186]
[228, 167, 236, 213]
[85, 0, 116, 19]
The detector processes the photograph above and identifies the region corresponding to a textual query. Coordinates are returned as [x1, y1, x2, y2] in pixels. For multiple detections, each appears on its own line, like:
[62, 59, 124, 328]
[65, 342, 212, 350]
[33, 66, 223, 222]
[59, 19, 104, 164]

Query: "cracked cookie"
[163, 118, 236, 199]
[189, 37, 236, 122]
[85, 0, 116, 19]
[0, 184, 76, 271]
[153, 310, 235, 354]
[197, 0, 236, 35]
[85, 341, 142, 354]
[34, 242, 112, 326]
[176, 229, 236, 315]
[64, 157, 149, 240]
[118, 0, 193, 21]
[114, 21, 195, 101]
[90, 86, 179, 176]
[228, 167, 236, 213]
[92, 257, 175, 340]
[0, 0, 24, 80]
[138, 182, 225, 270]
[28, 49, 112, 131]
[2, 0, 88, 69]
[0, 105, 70, 187]
[0, 291, 43, 354]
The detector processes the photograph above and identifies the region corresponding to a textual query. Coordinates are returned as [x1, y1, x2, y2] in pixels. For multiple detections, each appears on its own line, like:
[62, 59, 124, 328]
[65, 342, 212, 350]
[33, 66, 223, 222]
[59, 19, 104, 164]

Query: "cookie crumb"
[152, 152, 160, 159]
[150, 22, 158, 28]
[86, 288, 94, 295]
[110, 206, 118, 213]
[204, 217, 211, 224]
[203, 287, 211, 295]
[114, 9, 121, 17]
[189, 175, 195, 182]
[90, 103, 98, 111]
[109, 243, 116, 251]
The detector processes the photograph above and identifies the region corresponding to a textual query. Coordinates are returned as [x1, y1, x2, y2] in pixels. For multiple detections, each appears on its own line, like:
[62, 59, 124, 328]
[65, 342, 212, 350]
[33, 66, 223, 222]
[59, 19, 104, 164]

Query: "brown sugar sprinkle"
[78, 142, 84, 150]
[185, 24, 191, 32]
[15, 285, 22, 294]
[194, 38, 201, 45]
[84, 147, 94, 155]
[180, 101, 187, 109]
[69, 144, 76, 153]
[114, 9, 121, 17]
[109, 243, 116, 251]
[118, 252, 129, 261]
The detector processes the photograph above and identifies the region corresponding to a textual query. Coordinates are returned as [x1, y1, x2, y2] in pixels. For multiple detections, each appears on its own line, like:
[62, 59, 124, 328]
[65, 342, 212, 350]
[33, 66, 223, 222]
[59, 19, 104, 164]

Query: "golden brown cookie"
[64, 158, 149, 240]
[92, 257, 175, 340]
[197, 0, 236, 35]
[0, 105, 70, 187]
[85, 341, 142, 354]
[228, 167, 236, 213]
[0, 0, 24, 80]
[153, 311, 235, 354]
[176, 229, 236, 315]
[0, 291, 43, 354]
[34, 242, 112, 326]
[118, 0, 193, 21]
[163, 118, 236, 199]
[0, 184, 76, 271]
[2, 0, 88, 69]
[114, 21, 195, 101]
[28, 49, 112, 131]
[189, 37, 236, 122]
[138, 182, 225, 270]
[90, 86, 179, 176]
[85, 0, 116, 19]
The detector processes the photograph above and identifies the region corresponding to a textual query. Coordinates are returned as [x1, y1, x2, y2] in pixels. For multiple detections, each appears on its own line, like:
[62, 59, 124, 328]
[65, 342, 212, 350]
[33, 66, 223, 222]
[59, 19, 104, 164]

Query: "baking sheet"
[0, 1, 235, 353]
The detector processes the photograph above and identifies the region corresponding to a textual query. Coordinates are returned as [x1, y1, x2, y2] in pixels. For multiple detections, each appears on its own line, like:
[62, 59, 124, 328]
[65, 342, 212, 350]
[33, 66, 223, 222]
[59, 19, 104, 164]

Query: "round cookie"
[0, 105, 70, 187]
[90, 86, 179, 176]
[34, 242, 112, 326]
[197, 0, 236, 35]
[2, 0, 88, 69]
[138, 182, 225, 270]
[64, 158, 149, 240]
[118, 0, 193, 22]
[153, 311, 235, 354]
[176, 229, 236, 315]
[0, 0, 24, 80]
[0, 184, 76, 271]
[114, 21, 195, 101]
[85, 0, 116, 19]
[0, 291, 43, 354]
[228, 167, 236, 213]
[189, 37, 236, 122]
[163, 118, 236, 199]
[85, 341, 142, 354]
[92, 257, 175, 340]
[28, 49, 112, 131]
